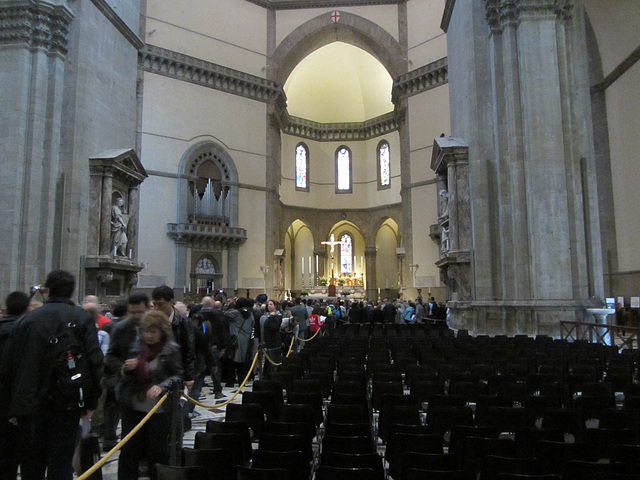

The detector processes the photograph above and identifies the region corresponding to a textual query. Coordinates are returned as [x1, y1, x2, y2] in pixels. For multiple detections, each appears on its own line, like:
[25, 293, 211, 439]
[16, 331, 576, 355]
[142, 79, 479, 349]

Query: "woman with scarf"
[117, 310, 183, 479]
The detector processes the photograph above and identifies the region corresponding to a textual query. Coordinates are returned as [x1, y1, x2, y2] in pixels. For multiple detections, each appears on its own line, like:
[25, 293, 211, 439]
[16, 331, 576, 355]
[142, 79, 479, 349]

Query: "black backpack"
[47, 314, 94, 412]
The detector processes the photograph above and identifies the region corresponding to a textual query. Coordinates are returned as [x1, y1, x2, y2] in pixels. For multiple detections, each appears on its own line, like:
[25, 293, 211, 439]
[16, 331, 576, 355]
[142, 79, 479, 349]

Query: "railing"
[560, 321, 640, 349]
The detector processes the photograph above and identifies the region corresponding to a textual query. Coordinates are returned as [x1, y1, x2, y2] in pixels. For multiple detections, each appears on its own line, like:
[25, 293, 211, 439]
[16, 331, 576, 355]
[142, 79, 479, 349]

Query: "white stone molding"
[284, 112, 399, 142]
[0, 1, 73, 55]
[139, 44, 285, 105]
[392, 57, 448, 101]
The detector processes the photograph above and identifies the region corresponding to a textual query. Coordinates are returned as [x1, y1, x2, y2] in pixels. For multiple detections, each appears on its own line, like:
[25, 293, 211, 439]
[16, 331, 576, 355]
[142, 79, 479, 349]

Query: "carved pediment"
[89, 149, 148, 185]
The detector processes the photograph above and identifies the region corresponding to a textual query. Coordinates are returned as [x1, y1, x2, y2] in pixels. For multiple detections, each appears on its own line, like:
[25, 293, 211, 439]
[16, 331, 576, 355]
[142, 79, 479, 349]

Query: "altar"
[305, 284, 366, 299]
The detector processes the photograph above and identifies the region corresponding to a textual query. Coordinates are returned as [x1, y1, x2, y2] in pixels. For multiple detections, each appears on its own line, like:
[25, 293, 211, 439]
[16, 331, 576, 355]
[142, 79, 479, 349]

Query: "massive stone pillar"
[443, 0, 604, 336]
[0, 1, 73, 294]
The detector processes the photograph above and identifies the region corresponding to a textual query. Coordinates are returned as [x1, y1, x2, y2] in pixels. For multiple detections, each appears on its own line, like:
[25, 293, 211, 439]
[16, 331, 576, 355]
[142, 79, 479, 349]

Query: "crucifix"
[321, 234, 344, 286]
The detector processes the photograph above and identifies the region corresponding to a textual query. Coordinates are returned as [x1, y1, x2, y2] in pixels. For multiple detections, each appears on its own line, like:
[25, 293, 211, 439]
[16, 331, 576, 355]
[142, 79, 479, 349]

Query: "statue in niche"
[111, 197, 128, 257]
[439, 189, 449, 219]
[441, 227, 450, 257]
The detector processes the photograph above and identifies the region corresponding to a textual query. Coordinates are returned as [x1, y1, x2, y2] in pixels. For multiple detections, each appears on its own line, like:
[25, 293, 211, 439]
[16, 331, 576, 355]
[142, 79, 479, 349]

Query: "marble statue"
[439, 189, 449, 218]
[111, 197, 128, 256]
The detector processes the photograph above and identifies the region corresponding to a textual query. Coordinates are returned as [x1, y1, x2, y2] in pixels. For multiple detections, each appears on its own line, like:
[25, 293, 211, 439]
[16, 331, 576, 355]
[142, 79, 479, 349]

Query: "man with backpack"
[0, 270, 103, 480]
[0, 291, 30, 480]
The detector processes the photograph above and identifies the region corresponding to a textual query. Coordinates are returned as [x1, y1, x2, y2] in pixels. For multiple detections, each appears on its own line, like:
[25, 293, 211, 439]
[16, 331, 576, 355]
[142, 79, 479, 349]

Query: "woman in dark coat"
[117, 310, 183, 480]
[261, 300, 284, 376]
[224, 297, 255, 387]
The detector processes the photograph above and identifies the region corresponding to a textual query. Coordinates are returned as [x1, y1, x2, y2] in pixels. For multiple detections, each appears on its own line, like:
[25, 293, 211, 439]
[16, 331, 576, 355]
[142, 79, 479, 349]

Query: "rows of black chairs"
[157, 326, 640, 479]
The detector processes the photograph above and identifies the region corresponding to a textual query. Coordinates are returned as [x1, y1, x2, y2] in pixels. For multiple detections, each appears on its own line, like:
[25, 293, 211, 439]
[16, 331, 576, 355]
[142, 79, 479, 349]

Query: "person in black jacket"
[200, 298, 228, 398]
[151, 285, 195, 434]
[151, 285, 195, 390]
[102, 292, 149, 450]
[0, 270, 103, 480]
[0, 291, 30, 480]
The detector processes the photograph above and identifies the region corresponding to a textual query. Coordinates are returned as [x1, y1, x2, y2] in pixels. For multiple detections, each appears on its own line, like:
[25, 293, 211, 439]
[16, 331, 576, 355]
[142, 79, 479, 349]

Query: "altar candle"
[301, 257, 304, 274]
[309, 256, 312, 275]
[315, 255, 318, 273]
[386, 279, 389, 288]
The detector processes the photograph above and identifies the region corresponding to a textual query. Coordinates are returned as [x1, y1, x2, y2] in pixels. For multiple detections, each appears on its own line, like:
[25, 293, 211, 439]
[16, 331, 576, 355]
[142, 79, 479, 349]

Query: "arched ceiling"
[283, 42, 394, 124]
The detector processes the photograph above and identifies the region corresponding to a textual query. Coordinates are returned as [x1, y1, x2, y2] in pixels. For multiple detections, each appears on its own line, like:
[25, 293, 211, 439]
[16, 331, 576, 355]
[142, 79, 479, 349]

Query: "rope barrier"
[184, 349, 260, 409]
[263, 349, 282, 366]
[297, 327, 321, 342]
[77, 393, 169, 480]
[285, 333, 296, 357]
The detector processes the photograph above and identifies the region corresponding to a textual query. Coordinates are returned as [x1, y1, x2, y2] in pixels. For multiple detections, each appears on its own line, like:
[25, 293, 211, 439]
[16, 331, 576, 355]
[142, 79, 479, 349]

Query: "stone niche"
[85, 149, 147, 301]
[430, 137, 472, 321]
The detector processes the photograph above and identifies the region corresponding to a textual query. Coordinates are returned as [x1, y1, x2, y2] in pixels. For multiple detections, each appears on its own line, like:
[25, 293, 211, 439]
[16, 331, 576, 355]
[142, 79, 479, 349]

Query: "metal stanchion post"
[168, 381, 182, 466]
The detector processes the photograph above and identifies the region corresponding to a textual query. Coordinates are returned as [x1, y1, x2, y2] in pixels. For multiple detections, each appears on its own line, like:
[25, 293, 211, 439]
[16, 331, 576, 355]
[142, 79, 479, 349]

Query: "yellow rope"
[263, 350, 283, 366]
[297, 328, 321, 342]
[285, 333, 296, 357]
[184, 349, 260, 409]
[76, 393, 169, 480]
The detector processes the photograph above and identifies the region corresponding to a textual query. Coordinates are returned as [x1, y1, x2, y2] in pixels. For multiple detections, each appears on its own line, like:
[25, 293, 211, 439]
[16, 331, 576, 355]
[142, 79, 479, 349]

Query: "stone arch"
[269, 11, 406, 85]
[177, 140, 239, 225]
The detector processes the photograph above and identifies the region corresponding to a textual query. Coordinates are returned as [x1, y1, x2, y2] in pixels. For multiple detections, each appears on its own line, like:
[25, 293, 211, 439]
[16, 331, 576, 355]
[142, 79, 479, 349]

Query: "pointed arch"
[269, 11, 405, 85]
[177, 140, 239, 226]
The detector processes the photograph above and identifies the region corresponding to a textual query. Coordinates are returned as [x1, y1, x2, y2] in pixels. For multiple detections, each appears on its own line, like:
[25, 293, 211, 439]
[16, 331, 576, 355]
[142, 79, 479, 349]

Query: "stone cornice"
[0, 1, 73, 55]
[167, 223, 247, 248]
[139, 44, 287, 115]
[284, 112, 400, 141]
[392, 57, 448, 101]
[245, 0, 402, 10]
[485, 0, 573, 32]
[90, 0, 143, 50]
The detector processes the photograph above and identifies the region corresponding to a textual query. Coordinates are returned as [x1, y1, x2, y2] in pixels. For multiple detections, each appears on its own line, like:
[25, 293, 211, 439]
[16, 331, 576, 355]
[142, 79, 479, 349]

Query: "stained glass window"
[336, 146, 351, 192]
[379, 141, 390, 188]
[340, 234, 353, 274]
[295, 143, 308, 190]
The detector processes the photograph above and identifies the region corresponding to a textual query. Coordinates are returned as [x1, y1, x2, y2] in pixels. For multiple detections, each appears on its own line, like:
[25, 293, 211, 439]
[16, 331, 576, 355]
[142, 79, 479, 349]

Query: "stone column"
[365, 247, 377, 301]
[100, 172, 113, 255]
[174, 238, 189, 291]
[447, 149, 471, 254]
[0, 3, 73, 294]
[128, 185, 140, 259]
[487, 3, 531, 299]
[227, 244, 239, 293]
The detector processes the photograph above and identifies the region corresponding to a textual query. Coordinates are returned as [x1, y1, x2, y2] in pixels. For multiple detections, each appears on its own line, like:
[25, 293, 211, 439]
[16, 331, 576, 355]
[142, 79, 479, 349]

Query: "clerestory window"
[336, 146, 352, 193]
[295, 143, 309, 191]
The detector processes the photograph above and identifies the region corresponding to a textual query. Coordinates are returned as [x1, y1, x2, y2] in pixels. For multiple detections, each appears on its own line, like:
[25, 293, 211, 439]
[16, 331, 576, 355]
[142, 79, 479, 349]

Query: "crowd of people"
[0, 269, 447, 479]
